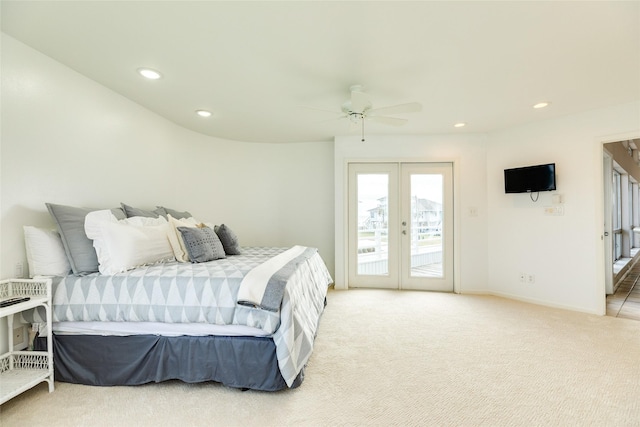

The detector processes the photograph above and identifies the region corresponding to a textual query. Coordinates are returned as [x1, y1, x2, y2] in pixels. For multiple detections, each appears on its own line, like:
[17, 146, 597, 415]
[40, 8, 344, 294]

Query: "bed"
[21, 203, 333, 391]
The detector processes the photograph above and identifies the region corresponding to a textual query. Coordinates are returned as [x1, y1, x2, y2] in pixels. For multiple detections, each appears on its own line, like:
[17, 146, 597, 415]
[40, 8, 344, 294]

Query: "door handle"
[604, 232, 609, 236]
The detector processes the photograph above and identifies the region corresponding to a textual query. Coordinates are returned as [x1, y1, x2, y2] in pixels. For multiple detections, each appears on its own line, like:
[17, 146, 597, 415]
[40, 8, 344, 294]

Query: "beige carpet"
[1, 289, 639, 426]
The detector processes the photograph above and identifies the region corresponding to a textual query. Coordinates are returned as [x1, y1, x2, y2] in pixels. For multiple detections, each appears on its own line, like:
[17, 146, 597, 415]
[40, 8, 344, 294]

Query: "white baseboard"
[481, 290, 602, 315]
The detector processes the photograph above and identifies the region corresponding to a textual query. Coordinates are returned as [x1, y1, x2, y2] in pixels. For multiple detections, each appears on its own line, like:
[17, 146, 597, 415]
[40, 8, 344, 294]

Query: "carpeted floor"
[1, 289, 639, 426]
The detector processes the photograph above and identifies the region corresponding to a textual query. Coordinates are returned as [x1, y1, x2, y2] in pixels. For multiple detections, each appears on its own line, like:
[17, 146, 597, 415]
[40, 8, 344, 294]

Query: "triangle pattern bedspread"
[42, 246, 333, 387]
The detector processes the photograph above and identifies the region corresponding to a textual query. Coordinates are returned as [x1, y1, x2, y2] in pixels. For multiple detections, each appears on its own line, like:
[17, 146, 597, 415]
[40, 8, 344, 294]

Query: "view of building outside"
[357, 174, 443, 277]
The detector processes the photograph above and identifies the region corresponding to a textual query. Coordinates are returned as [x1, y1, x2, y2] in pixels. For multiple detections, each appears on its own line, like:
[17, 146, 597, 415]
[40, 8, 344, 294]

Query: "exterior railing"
[357, 247, 442, 275]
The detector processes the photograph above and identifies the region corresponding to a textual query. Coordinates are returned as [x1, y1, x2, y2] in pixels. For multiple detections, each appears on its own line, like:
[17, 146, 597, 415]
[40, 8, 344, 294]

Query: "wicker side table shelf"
[0, 278, 54, 404]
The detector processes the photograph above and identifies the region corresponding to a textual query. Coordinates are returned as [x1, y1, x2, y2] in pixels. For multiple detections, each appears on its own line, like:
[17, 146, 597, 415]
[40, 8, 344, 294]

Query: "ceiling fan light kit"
[315, 84, 423, 142]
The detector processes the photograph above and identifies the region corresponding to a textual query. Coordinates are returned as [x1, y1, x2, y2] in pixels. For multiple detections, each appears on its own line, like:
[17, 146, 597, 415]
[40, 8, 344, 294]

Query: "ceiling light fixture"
[195, 110, 212, 118]
[533, 101, 550, 109]
[454, 122, 466, 128]
[137, 68, 162, 80]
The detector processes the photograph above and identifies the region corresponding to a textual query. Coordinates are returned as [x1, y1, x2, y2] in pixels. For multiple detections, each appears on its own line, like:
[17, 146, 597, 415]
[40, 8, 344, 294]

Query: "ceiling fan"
[309, 85, 422, 141]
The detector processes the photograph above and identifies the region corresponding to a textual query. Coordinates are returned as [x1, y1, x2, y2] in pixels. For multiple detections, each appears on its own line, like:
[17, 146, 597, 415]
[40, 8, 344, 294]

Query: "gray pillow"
[46, 203, 126, 275]
[177, 226, 226, 263]
[156, 206, 192, 219]
[121, 203, 164, 218]
[214, 224, 241, 255]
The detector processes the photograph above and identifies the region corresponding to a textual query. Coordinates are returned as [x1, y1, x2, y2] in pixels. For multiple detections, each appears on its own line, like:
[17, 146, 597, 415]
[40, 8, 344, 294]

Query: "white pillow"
[84, 210, 119, 271]
[23, 226, 72, 277]
[167, 214, 201, 262]
[85, 210, 175, 275]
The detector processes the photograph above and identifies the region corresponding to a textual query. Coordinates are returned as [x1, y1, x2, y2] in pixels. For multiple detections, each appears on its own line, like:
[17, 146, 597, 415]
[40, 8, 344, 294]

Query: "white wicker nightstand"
[0, 278, 54, 404]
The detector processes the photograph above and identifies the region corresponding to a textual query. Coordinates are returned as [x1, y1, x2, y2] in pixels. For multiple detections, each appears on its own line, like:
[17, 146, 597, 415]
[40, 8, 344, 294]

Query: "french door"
[347, 162, 453, 291]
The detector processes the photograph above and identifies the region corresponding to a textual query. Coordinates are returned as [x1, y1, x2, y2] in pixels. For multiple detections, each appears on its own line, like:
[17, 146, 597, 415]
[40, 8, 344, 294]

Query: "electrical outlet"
[526, 274, 535, 284]
[544, 206, 564, 216]
[13, 327, 23, 343]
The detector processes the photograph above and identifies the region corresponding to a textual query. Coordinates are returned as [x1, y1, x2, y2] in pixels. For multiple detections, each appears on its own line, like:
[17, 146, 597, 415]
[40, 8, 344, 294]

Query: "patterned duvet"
[48, 246, 333, 387]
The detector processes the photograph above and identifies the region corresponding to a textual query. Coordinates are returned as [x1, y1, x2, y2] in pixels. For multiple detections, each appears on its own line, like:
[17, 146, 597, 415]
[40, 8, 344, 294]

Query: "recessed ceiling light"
[195, 110, 212, 118]
[137, 68, 162, 80]
[454, 122, 466, 128]
[533, 101, 550, 109]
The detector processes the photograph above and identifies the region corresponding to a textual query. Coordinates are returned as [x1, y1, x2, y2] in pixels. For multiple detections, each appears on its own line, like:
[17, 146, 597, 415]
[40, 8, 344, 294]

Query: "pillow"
[177, 226, 225, 263]
[46, 203, 126, 275]
[214, 224, 241, 255]
[84, 210, 122, 272]
[85, 211, 174, 275]
[166, 215, 201, 262]
[121, 203, 164, 218]
[157, 206, 192, 219]
[23, 226, 72, 277]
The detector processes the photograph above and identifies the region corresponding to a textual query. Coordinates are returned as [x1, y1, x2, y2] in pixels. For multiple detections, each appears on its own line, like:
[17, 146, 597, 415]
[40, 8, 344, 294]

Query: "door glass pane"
[613, 171, 621, 229]
[409, 174, 443, 277]
[357, 174, 389, 275]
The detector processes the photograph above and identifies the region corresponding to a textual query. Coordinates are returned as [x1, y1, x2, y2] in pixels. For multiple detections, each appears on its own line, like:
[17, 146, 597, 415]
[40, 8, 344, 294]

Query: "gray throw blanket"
[237, 245, 318, 311]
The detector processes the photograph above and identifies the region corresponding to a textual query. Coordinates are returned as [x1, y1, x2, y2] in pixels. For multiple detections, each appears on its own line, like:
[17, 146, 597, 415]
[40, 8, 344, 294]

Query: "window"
[613, 170, 622, 261]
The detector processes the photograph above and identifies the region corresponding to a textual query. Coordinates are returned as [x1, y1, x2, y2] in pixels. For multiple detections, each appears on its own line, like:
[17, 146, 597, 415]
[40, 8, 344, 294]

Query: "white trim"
[596, 130, 640, 315]
[602, 150, 614, 296]
[487, 290, 602, 316]
[452, 157, 461, 294]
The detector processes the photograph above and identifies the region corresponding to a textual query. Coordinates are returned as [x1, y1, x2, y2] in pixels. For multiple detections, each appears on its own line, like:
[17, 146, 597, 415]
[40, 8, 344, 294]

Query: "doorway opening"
[603, 138, 640, 320]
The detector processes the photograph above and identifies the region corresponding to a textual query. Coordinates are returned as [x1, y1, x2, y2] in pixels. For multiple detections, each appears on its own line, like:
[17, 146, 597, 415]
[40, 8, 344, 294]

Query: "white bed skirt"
[53, 321, 271, 337]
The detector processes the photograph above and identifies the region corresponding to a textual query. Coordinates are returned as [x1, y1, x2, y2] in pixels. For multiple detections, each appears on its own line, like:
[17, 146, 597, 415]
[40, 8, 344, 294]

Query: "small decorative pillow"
[23, 226, 72, 277]
[177, 226, 226, 263]
[166, 215, 201, 262]
[214, 224, 241, 255]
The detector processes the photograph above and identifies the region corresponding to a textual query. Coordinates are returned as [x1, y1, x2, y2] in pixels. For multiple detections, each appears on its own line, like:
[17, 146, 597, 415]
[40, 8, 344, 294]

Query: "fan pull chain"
[361, 115, 365, 142]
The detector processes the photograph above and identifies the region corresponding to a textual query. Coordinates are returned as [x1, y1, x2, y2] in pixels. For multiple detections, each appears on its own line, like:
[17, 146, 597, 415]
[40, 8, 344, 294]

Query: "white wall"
[486, 102, 640, 314]
[0, 34, 335, 283]
[3, 30, 640, 334]
[334, 133, 489, 294]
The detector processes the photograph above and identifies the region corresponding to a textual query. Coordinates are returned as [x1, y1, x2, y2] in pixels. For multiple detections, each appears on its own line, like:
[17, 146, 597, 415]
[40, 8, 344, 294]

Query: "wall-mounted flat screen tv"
[504, 163, 556, 193]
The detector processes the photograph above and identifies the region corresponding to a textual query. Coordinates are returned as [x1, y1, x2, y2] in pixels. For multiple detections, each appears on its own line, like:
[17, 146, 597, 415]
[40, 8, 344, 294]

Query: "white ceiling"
[2, 1, 639, 143]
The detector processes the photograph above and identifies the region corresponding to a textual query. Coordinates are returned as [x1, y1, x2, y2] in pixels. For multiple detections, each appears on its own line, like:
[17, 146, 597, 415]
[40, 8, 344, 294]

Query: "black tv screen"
[504, 163, 556, 193]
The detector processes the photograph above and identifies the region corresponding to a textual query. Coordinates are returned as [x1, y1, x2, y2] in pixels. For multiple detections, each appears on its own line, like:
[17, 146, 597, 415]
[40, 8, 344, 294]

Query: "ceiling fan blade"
[301, 106, 343, 115]
[317, 115, 348, 124]
[368, 115, 408, 126]
[368, 102, 422, 116]
[350, 89, 370, 113]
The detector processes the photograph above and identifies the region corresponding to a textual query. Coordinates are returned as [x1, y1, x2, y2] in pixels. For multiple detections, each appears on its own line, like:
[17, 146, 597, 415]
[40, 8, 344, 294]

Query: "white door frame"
[334, 153, 460, 294]
[595, 132, 640, 314]
[346, 161, 455, 292]
[603, 150, 614, 294]
[400, 162, 454, 291]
